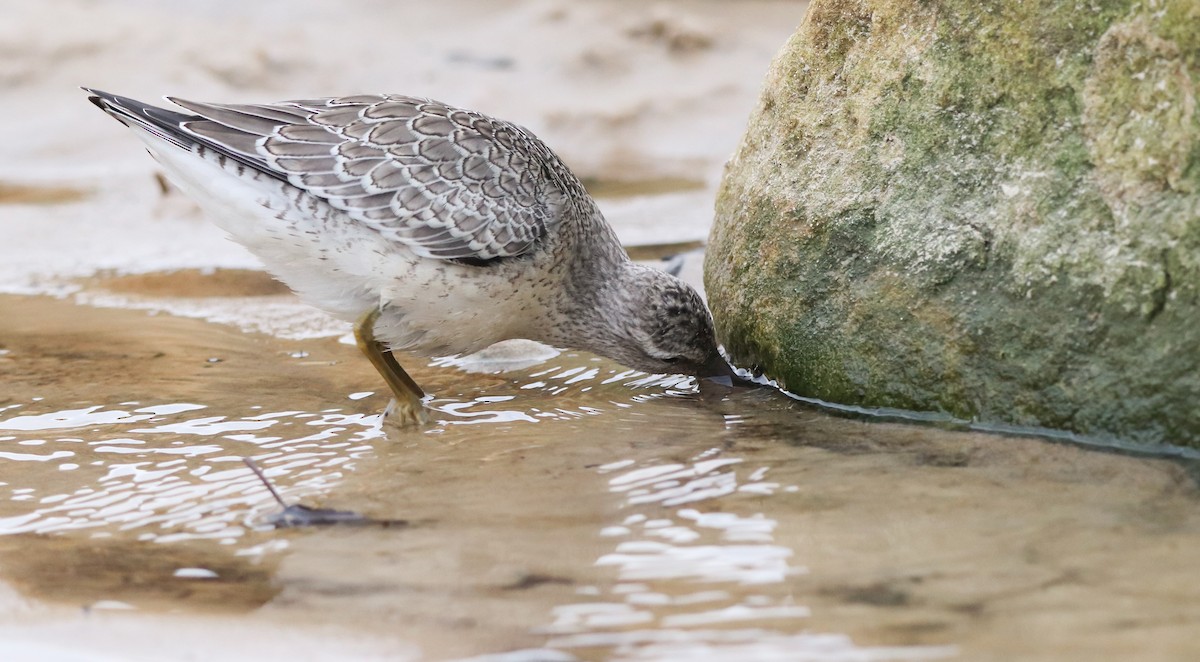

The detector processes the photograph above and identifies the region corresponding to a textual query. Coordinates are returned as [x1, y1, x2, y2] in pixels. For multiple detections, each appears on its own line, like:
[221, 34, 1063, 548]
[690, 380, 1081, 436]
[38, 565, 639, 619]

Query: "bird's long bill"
[698, 353, 760, 388]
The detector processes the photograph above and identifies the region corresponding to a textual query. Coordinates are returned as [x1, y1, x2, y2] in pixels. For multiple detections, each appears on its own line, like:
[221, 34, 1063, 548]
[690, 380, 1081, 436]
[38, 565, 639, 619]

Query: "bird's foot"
[356, 307, 430, 428]
[383, 396, 430, 427]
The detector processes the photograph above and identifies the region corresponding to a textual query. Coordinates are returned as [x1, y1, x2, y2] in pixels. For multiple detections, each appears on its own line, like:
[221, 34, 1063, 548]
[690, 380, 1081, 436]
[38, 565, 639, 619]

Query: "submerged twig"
[242, 458, 404, 529]
[242, 457, 288, 508]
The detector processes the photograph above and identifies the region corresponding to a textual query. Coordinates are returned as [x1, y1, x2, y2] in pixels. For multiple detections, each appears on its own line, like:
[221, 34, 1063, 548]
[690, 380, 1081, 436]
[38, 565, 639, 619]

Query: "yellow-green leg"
[354, 307, 427, 426]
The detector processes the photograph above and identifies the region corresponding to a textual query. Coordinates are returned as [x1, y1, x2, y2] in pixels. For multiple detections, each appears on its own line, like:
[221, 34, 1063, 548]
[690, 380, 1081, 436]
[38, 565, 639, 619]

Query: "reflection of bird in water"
[85, 89, 735, 424]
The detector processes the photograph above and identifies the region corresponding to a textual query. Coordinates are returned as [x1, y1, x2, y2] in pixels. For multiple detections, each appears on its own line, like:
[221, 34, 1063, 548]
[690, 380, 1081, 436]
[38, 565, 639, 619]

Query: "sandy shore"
[1, 0, 806, 305]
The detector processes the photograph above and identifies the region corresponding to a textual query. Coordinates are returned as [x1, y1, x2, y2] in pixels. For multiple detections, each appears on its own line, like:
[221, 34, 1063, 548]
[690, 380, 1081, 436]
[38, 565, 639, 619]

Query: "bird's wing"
[89, 90, 583, 262]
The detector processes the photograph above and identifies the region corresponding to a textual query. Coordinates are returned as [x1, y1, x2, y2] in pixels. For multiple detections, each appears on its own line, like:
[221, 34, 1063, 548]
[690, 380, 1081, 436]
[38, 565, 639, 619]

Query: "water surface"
[2, 293, 1198, 661]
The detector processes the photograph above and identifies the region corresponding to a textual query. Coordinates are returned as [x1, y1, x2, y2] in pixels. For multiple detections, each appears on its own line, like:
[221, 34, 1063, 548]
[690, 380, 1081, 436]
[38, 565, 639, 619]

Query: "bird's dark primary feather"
[85, 88, 288, 183]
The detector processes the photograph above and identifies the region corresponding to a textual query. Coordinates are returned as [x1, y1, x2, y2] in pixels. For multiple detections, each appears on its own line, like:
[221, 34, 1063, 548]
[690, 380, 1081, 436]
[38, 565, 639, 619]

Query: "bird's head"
[588, 264, 734, 380]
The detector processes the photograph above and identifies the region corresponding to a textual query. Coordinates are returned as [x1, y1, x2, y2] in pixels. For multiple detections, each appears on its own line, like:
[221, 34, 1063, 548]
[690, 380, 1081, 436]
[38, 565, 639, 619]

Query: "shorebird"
[85, 89, 735, 424]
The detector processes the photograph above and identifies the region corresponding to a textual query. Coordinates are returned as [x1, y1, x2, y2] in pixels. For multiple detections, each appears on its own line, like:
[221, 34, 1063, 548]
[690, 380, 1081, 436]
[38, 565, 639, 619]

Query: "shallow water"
[2, 292, 1199, 661]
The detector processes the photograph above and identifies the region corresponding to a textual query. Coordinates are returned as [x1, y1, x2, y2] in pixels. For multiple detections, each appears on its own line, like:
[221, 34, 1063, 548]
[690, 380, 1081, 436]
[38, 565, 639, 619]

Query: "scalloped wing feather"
[169, 94, 574, 261]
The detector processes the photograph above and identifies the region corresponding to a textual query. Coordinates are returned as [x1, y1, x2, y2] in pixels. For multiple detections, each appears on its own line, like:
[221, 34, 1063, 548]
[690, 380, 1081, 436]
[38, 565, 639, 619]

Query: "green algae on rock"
[705, 0, 1200, 447]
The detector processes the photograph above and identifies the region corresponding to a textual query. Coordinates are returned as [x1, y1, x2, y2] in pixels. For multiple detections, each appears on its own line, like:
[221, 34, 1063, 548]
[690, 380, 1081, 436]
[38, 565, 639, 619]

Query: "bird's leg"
[354, 307, 427, 426]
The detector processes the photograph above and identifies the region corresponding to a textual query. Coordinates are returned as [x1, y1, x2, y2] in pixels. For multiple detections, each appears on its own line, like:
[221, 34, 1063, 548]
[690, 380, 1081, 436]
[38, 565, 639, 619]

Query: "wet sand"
[4, 292, 1200, 661]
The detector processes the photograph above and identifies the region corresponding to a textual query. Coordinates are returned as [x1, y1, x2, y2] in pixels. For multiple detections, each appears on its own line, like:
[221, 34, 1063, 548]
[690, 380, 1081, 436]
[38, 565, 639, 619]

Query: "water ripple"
[0, 400, 384, 544]
[542, 452, 954, 661]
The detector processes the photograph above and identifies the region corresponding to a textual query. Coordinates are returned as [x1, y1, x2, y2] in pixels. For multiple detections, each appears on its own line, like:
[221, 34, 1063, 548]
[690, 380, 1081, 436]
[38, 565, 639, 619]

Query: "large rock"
[705, 0, 1200, 447]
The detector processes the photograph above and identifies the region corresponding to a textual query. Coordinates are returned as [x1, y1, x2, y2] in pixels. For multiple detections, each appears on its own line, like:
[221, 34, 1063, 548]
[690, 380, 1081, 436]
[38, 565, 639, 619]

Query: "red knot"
[85, 89, 735, 424]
